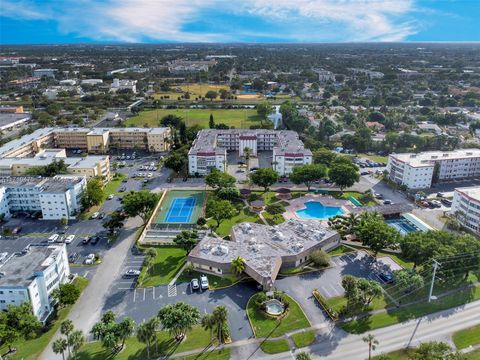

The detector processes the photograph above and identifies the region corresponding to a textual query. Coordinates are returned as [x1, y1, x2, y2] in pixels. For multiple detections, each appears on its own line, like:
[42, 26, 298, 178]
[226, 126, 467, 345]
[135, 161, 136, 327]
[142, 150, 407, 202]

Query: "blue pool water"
[165, 197, 196, 223]
[296, 201, 344, 220]
[385, 218, 418, 234]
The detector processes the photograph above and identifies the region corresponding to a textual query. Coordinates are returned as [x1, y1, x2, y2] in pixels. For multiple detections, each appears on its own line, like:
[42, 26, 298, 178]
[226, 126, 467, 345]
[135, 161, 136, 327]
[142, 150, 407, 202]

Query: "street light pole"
[428, 259, 441, 302]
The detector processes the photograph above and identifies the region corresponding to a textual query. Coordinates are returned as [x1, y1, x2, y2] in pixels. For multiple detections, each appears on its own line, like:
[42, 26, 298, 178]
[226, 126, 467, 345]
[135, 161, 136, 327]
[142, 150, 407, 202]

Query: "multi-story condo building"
[0, 175, 86, 220]
[188, 129, 312, 176]
[386, 149, 480, 189]
[0, 127, 172, 159]
[0, 244, 70, 322]
[451, 187, 480, 235]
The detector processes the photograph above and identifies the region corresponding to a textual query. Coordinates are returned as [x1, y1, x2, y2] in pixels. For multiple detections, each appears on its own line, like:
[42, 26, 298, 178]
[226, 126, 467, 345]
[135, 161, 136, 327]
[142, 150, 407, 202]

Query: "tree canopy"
[289, 164, 327, 190]
[328, 160, 359, 193]
[250, 168, 279, 191]
[157, 302, 200, 340]
[122, 190, 160, 225]
[81, 178, 104, 210]
[205, 168, 236, 189]
[206, 199, 238, 228]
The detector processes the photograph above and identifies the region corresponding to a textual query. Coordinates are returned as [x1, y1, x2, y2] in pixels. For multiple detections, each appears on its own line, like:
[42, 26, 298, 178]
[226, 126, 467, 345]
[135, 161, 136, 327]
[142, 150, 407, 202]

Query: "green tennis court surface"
[154, 190, 206, 224]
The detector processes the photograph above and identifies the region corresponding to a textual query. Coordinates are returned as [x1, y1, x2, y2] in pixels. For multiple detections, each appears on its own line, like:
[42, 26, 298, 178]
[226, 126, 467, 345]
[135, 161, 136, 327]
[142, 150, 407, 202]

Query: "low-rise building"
[314, 69, 335, 82]
[387, 149, 480, 189]
[0, 175, 86, 220]
[110, 78, 137, 93]
[188, 129, 312, 176]
[451, 187, 480, 235]
[33, 68, 57, 78]
[188, 219, 340, 289]
[0, 244, 70, 322]
[0, 113, 31, 132]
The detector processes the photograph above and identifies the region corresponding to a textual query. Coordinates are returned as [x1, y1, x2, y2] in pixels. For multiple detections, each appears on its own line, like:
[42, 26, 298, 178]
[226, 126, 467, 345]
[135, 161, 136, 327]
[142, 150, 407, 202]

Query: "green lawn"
[325, 294, 391, 315]
[246, 293, 311, 338]
[126, 108, 263, 129]
[137, 246, 187, 287]
[342, 285, 480, 334]
[77, 325, 213, 360]
[260, 339, 290, 354]
[373, 349, 409, 360]
[328, 245, 355, 256]
[262, 212, 285, 226]
[178, 349, 231, 360]
[176, 270, 241, 289]
[453, 324, 480, 349]
[291, 330, 316, 348]
[354, 153, 388, 163]
[208, 208, 261, 237]
[466, 349, 480, 360]
[0, 277, 89, 360]
[330, 191, 377, 206]
[82, 173, 126, 219]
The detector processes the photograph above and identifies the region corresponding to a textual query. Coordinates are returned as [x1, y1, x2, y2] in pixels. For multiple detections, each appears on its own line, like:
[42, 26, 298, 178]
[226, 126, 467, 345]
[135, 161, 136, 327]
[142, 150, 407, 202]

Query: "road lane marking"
[143, 288, 146, 301]
[152, 287, 155, 299]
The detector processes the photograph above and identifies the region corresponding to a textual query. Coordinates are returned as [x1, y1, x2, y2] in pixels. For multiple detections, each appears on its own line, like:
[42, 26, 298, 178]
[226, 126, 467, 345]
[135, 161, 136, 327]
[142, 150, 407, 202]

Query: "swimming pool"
[164, 197, 197, 223]
[385, 218, 418, 234]
[296, 201, 344, 220]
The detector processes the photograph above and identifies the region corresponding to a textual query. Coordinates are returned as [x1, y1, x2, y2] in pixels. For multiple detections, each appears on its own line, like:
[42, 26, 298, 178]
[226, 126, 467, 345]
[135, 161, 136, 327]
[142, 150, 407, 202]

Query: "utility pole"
[428, 259, 441, 302]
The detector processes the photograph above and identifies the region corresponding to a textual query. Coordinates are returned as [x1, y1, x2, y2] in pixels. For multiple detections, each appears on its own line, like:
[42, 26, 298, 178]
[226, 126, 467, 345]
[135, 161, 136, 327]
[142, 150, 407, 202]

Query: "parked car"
[48, 234, 60, 243]
[119, 187, 126, 192]
[191, 278, 200, 291]
[59, 226, 69, 234]
[90, 236, 100, 245]
[107, 194, 114, 200]
[84, 254, 96, 265]
[68, 253, 79, 263]
[441, 199, 452, 207]
[374, 193, 384, 199]
[64, 235, 75, 244]
[378, 272, 395, 284]
[98, 212, 106, 219]
[124, 269, 141, 278]
[90, 212, 100, 219]
[82, 237, 90, 245]
[200, 275, 209, 290]
[0, 252, 9, 262]
[383, 199, 392, 205]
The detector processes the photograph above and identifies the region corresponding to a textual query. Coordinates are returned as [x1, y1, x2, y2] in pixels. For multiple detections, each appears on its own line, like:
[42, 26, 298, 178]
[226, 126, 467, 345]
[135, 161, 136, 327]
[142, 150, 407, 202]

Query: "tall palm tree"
[60, 319, 74, 357]
[137, 321, 155, 359]
[68, 330, 85, 360]
[117, 317, 135, 349]
[52, 338, 68, 360]
[243, 147, 252, 173]
[362, 334, 379, 360]
[147, 316, 161, 355]
[201, 306, 229, 344]
[230, 256, 245, 275]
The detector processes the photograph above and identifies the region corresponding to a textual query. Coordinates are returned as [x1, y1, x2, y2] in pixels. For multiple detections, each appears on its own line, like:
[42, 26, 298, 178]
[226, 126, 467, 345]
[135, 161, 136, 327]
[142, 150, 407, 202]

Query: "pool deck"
[284, 193, 351, 221]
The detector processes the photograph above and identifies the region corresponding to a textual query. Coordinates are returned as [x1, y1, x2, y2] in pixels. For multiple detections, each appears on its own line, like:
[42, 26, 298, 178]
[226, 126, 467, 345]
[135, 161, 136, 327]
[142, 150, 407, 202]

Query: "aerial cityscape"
[0, 1, 479, 360]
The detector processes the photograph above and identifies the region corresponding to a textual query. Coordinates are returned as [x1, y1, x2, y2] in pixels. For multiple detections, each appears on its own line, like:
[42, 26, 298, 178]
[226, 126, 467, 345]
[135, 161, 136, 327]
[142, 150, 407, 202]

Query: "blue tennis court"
[164, 197, 197, 223]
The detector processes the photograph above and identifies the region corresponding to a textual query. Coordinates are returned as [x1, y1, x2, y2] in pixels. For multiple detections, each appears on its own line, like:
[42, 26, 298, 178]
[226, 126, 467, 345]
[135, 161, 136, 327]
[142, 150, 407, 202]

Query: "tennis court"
[154, 190, 206, 225]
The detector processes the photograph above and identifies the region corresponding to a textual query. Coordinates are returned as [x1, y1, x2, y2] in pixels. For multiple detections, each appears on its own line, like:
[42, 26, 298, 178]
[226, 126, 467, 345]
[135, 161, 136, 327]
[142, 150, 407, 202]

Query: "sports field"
[125, 108, 263, 128]
[154, 190, 206, 224]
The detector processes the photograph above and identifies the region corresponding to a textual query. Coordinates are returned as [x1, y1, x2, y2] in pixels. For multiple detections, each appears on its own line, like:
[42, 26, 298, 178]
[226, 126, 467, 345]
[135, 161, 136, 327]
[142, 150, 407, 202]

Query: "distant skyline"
[1, 0, 479, 45]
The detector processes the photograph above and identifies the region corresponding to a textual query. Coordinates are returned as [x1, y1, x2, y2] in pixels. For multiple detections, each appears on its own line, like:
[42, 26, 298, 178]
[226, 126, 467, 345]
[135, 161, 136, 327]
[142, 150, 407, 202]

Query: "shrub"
[266, 203, 285, 215]
[217, 187, 240, 200]
[197, 217, 206, 226]
[310, 249, 330, 267]
[248, 193, 262, 202]
[296, 352, 312, 360]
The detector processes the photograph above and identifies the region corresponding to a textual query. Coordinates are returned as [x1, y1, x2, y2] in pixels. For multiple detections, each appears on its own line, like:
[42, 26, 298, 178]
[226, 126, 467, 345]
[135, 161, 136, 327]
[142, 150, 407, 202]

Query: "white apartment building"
[33, 68, 57, 78]
[188, 129, 312, 176]
[0, 244, 70, 322]
[0, 175, 86, 220]
[387, 149, 480, 189]
[451, 187, 480, 235]
[314, 69, 336, 82]
[110, 78, 137, 93]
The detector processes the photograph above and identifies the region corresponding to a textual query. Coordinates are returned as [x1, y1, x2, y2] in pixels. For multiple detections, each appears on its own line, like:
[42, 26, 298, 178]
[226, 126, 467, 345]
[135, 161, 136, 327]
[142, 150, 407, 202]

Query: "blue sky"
[1, 0, 479, 44]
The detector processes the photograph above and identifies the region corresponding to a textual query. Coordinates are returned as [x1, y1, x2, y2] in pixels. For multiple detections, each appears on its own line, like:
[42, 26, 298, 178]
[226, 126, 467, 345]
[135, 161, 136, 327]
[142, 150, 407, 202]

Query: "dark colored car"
[90, 236, 100, 245]
[98, 212, 106, 219]
[68, 253, 79, 263]
[378, 272, 394, 284]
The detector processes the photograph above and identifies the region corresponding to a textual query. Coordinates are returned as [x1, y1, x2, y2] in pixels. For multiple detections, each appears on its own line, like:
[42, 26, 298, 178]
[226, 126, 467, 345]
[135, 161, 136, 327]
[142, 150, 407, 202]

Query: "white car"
[200, 275, 209, 290]
[91, 212, 100, 219]
[64, 235, 75, 244]
[84, 253, 96, 264]
[147, 173, 153, 178]
[107, 194, 114, 200]
[48, 233, 60, 243]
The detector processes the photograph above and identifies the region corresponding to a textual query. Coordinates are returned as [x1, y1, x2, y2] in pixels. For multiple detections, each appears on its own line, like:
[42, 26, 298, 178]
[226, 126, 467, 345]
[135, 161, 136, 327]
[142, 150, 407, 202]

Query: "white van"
[48, 234, 60, 243]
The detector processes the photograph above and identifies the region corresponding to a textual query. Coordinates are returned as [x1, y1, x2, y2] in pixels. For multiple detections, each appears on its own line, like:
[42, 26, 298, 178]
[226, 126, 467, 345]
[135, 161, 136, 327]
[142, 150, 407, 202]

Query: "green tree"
[289, 164, 327, 191]
[250, 168, 279, 192]
[399, 232, 437, 269]
[0, 303, 41, 353]
[209, 113, 215, 129]
[164, 152, 187, 174]
[410, 341, 463, 360]
[122, 190, 160, 225]
[137, 320, 156, 359]
[217, 187, 240, 201]
[68, 330, 85, 360]
[205, 168, 235, 189]
[356, 217, 401, 258]
[309, 249, 330, 267]
[230, 256, 246, 275]
[265, 202, 285, 215]
[102, 211, 127, 235]
[313, 148, 337, 166]
[205, 90, 218, 101]
[81, 178, 104, 210]
[243, 147, 252, 172]
[328, 161, 359, 193]
[52, 283, 81, 307]
[257, 102, 273, 125]
[160, 114, 183, 128]
[201, 306, 230, 344]
[60, 217, 68, 226]
[52, 338, 68, 360]
[60, 320, 74, 356]
[157, 302, 200, 341]
[296, 352, 312, 360]
[173, 230, 198, 252]
[362, 334, 379, 360]
[394, 269, 424, 294]
[206, 199, 238, 228]
[117, 317, 135, 349]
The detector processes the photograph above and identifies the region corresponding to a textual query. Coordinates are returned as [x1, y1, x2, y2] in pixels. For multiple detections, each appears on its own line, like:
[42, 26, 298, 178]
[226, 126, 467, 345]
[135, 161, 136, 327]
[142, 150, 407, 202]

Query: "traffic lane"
[105, 281, 258, 341]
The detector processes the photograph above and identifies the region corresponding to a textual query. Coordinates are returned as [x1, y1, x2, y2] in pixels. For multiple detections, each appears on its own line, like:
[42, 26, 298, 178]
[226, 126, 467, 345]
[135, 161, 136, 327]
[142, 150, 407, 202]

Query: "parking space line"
[321, 286, 331, 298]
[133, 289, 137, 302]
[329, 284, 341, 296]
[152, 287, 155, 299]
[143, 288, 146, 301]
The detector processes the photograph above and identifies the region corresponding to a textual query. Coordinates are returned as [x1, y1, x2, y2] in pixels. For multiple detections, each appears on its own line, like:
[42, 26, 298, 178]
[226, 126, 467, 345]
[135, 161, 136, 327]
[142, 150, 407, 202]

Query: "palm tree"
[137, 321, 155, 359]
[60, 319, 74, 357]
[230, 256, 245, 275]
[363, 334, 379, 360]
[68, 330, 85, 360]
[208, 306, 229, 344]
[52, 338, 68, 360]
[243, 147, 252, 172]
[147, 316, 161, 355]
[117, 317, 135, 349]
[157, 302, 201, 341]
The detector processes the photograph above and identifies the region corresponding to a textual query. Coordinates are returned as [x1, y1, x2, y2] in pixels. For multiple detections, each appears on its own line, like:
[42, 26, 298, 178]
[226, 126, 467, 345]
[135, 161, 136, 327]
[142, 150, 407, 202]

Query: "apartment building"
[387, 149, 480, 189]
[0, 244, 70, 322]
[0, 127, 172, 159]
[451, 187, 480, 235]
[188, 129, 312, 176]
[110, 78, 137, 93]
[0, 175, 86, 220]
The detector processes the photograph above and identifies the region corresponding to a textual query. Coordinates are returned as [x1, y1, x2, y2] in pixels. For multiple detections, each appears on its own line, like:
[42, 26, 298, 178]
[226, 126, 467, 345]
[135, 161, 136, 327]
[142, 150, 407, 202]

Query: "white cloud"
[1, 0, 420, 42]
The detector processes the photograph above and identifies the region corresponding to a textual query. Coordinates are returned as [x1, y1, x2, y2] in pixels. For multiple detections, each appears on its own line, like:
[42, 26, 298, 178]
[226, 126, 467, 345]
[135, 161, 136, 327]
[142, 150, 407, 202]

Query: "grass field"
[138, 246, 187, 287]
[328, 245, 355, 256]
[260, 339, 290, 354]
[0, 277, 89, 360]
[82, 173, 126, 219]
[154, 190, 206, 224]
[126, 108, 263, 128]
[77, 325, 214, 360]
[291, 330, 316, 348]
[453, 324, 480, 349]
[207, 207, 261, 237]
[247, 293, 311, 338]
